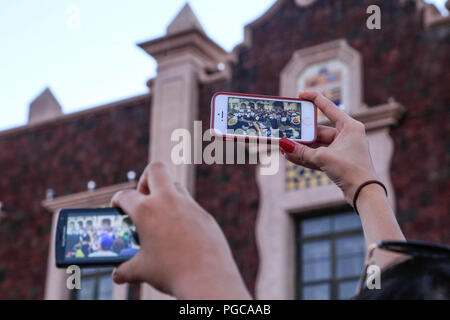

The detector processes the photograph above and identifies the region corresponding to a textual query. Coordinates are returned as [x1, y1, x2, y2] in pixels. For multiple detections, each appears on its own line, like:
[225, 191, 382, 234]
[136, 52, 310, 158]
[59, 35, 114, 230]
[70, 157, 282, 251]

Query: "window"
[280, 39, 363, 116]
[127, 283, 141, 300]
[297, 59, 349, 113]
[71, 267, 114, 300]
[296, 209, 365, 300]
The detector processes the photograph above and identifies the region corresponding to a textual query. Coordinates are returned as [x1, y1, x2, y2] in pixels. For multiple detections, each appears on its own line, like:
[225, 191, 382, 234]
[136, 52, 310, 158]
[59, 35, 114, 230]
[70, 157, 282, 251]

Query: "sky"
[0, 0, 448, 131]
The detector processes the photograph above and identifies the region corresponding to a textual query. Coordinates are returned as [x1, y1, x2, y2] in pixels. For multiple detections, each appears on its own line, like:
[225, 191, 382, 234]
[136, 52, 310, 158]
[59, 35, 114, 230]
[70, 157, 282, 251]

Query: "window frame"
[70, 267, 114, 300]
[295, 206, 364, 300]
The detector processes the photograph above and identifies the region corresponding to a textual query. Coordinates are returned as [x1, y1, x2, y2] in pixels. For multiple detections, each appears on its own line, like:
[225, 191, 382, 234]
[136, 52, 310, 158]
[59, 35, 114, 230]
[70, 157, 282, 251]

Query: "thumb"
[112, 251, 145, 284]
[279, 138, 320, 170]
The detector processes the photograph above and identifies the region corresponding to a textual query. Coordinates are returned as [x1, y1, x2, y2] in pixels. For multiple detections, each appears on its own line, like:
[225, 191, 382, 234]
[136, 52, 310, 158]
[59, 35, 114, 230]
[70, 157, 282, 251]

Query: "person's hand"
[110, 162, 251, 300]
[279, 92, 378, 204]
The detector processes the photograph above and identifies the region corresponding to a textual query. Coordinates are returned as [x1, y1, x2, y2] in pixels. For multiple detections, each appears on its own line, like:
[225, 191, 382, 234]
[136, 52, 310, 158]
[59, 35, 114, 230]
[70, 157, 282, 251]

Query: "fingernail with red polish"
[281, 150, 285, 155]
[279, 138, 296, 153]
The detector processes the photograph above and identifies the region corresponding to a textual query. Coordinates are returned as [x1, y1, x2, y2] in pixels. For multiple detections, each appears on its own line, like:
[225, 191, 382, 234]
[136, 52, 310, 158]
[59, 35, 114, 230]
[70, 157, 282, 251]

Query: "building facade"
[0, 0, 449, 300]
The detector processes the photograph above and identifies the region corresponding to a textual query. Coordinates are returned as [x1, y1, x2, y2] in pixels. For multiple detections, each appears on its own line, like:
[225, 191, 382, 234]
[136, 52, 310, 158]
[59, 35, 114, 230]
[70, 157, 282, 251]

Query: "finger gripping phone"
[211, 92, 317, 143]
[55, 208, 140, 268]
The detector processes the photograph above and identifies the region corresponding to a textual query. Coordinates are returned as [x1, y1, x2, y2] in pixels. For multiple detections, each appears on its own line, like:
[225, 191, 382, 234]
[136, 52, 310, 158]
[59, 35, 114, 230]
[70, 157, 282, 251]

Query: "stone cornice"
[354, 102, 405, 131]
[138, 29, 227, 64]
[198, 67, 231, 84]
[247, 101, 405, 155]
[318, 102, 405, 131]
[414, 0, 450, 28]
[42, 182, 137, 213]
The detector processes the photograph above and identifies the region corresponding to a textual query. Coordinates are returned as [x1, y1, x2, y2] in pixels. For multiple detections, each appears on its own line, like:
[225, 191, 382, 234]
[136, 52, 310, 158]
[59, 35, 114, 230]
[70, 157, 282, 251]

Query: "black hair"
[272, 101, 283, 108]
[102, 218, 111, 226]
[112, 237, 127, 254]
[354, 258, 450, 300]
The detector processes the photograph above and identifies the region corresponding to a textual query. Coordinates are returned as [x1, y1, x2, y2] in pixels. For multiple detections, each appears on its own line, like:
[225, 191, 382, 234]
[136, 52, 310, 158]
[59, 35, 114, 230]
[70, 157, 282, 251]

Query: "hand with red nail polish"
[279, 92, 378, 204]
[279, 138, 295, 153]
[281, 92, 405, 270]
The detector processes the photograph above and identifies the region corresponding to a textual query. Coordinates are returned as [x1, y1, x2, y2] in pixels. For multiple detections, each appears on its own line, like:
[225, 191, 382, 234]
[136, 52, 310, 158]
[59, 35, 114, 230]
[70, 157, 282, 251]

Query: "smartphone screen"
[55, 208, 139, 268]
[211, 92, 316, 142]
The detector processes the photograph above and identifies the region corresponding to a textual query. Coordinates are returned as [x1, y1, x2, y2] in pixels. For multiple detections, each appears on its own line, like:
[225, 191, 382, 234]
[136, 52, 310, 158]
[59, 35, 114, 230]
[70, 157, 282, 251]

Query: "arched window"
[297, 59, 349, 113]
[280, 39, 362, 117]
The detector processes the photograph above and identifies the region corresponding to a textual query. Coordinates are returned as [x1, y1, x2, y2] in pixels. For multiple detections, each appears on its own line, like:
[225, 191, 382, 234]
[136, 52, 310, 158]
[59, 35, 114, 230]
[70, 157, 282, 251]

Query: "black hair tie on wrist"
[353, 180, 388, 215]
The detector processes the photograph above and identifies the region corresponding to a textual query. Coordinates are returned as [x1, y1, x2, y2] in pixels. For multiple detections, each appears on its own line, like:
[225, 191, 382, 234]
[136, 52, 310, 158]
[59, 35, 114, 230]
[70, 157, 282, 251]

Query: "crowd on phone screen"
[66, 218, 139, 259]
[227, 101, 302, 138]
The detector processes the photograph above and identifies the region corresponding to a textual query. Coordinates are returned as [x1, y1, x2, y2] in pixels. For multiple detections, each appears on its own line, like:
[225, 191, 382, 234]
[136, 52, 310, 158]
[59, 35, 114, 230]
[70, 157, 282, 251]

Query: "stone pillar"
[148, 57, 201, 193]
[137, 3, 227, 299]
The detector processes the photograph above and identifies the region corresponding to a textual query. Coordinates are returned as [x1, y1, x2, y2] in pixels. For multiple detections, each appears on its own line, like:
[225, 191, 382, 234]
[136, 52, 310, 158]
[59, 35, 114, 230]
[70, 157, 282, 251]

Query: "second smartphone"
[55, 208, 140, 268]
[211, 92, 317, 143]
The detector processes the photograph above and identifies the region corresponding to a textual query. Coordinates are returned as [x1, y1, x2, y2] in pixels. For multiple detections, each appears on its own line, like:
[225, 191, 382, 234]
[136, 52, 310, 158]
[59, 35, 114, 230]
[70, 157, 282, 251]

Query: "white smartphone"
[210, 92, 317, 143]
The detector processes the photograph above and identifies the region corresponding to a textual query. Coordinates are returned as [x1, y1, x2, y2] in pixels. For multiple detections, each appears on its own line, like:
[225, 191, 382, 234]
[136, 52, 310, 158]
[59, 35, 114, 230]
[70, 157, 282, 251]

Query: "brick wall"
[197, 0, 449, 293]
[196, 81, 260, 295]
[1, 0, 448, 299]
[0, 96, 150, 299]
[229, 0, 449, 244]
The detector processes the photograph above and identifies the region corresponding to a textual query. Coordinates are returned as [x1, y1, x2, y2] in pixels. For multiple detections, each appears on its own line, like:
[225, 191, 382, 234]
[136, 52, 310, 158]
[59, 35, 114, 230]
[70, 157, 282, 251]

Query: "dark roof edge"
[0, 92, 151, 138]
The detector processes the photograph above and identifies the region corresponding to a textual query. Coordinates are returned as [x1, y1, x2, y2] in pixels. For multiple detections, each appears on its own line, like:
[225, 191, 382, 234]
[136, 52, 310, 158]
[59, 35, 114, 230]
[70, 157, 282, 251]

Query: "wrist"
[343, 171, 379, 204]
[355, 183, 388, 214]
